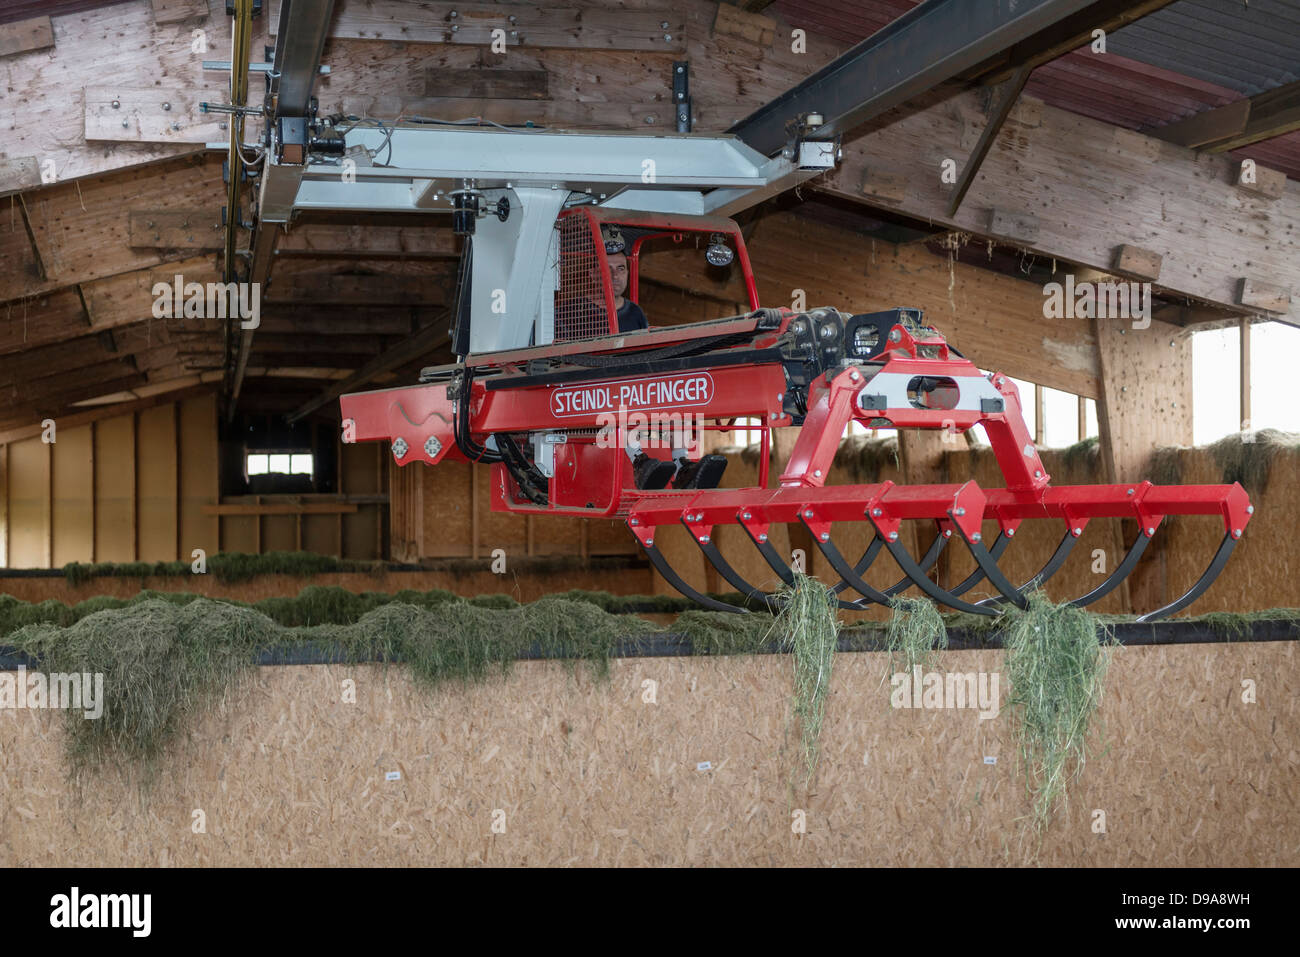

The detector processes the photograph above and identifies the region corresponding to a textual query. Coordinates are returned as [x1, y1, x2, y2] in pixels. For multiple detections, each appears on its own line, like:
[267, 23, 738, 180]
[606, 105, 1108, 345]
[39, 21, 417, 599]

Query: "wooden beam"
[265, 272, 449, 306]
[424, 67, 549, 99]
[0, 16, 54, 58]
[1151, 79, 1300, 152]
[1237, 278, 1291, 314]
[712, 4, 776, 47]
[1234, 159, 1286, 201]
[823, 87, 1300, 326]
[287, 316, 453, 422]
[0, 155, 222, 304]
[0, 382, 215, 445]
[227, 224, 279, 419]
[1112, 244, 1163, 282]
[84, 86, 226, 144]
[1240, 316, 1251, 432]
[150, 0, 208, 24]
[0, 157, 42, 196]
[201, 503, 359, 516]
[946, 65, 1032, 217]
[128, 209, 224, 250]
[271, 0, 687, 52]
[5, 0, 841, 183]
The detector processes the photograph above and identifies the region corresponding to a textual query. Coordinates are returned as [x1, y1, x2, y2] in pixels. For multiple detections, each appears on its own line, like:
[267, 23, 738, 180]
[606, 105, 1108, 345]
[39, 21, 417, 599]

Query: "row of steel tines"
[625, 479, 1251, 623]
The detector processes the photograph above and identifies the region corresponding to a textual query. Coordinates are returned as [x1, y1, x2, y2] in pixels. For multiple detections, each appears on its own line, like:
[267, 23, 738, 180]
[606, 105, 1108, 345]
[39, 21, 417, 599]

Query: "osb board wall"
[1, 394, 219, 569]
[1, 642, 1294, 866]
[0, 564, 658, 606]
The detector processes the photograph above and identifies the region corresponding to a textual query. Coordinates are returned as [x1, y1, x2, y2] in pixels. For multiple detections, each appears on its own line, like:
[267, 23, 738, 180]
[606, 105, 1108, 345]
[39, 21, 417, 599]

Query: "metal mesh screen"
[554, 213, 610, 342]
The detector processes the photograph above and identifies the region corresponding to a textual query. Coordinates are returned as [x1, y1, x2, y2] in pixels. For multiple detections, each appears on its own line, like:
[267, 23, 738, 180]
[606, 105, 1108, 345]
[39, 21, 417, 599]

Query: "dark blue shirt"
[617, 299, 648, 333]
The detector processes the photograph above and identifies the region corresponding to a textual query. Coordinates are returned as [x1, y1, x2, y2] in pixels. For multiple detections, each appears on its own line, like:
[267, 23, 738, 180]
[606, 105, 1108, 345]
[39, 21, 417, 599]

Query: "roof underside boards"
[773, 0, 1300, 179]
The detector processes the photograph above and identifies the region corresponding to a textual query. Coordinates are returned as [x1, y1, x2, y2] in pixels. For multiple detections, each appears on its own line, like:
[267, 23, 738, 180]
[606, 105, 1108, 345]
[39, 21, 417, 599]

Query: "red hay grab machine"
[339, 205, 1252, 621]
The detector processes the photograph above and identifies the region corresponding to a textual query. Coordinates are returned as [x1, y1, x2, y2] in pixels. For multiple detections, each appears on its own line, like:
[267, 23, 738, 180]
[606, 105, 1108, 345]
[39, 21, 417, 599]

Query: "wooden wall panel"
[177, 393, 219, 560]
[0, 445, 7, 566]
[93, 414, 136, 562]
[7, 437, 49, 568]
[50, 425, 93, 566]
[301, 514, 341, 557]
[421, 461, 474, 558]
[135, 404, 178, 561]
[261, 516, 298, 553]
[220, 517, 258, 555]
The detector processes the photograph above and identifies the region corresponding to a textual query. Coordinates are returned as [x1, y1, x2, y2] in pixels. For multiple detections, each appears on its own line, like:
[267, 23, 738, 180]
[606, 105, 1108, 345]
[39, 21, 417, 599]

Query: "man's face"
[607, 251, 629, 298]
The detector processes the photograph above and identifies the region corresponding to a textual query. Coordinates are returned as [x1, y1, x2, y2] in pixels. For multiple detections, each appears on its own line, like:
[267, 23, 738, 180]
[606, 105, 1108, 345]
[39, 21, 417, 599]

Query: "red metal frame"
[339, 200, 1252, 591]
[341, 312, 1253, 542]
[556, 207, 760, 338]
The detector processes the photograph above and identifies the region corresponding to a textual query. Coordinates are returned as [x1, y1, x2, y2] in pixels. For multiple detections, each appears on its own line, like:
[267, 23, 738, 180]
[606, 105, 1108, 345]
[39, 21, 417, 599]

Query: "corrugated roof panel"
[1106, 0, 1300, 94]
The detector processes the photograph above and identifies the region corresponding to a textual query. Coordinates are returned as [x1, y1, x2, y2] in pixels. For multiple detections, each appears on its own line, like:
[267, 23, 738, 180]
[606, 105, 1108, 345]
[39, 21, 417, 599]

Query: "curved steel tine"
[740, 524, 867, 611]
[961, 536, 1030, 609]
[642, 540, 750, 614]
[878, 536, 1000, 616]
[974, 530, 1078, 608]
[1068, 529, 1152, 608]
[883, 531, 949, 598]
[947, 532, 1013, 597]
[810, 534, 898, 606]
[831, 536, 884, 594]
[695, 540, 782, 612]
[1135, 533, 1237, 624]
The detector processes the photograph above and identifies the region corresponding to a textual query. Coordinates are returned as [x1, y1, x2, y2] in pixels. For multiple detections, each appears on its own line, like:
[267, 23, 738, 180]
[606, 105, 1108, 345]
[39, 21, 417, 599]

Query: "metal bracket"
[672, 61, 691, 133]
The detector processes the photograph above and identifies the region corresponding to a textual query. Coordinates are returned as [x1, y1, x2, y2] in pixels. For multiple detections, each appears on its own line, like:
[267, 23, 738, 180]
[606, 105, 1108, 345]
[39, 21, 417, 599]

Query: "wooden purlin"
[0, 156, 224, 304]
[823, 86, 1300, 326]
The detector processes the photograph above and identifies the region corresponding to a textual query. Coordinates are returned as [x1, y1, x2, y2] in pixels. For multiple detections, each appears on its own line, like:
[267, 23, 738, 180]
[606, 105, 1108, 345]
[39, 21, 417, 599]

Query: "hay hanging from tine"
[883, 596, 948, 678]
[1000, 593, 1114, 831]
[771, 570, 842, 791]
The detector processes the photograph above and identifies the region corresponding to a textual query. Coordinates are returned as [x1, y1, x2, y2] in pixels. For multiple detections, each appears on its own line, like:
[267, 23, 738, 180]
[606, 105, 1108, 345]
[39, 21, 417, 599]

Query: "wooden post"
[173, 401, 182, 561]
[0, 444, 7, 568]
[1092, 317, 1193, 614]
[1077, 394, 1087, 443]
[46, 434, 54, 568]
[470, 464, 480, 560]
[1240, 317, 1251, 431]
[1034, 383, 1045, 446]
[375, 444, 384, 560]
[89, 420, 97, 563]
[132, 411, 140, 561]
